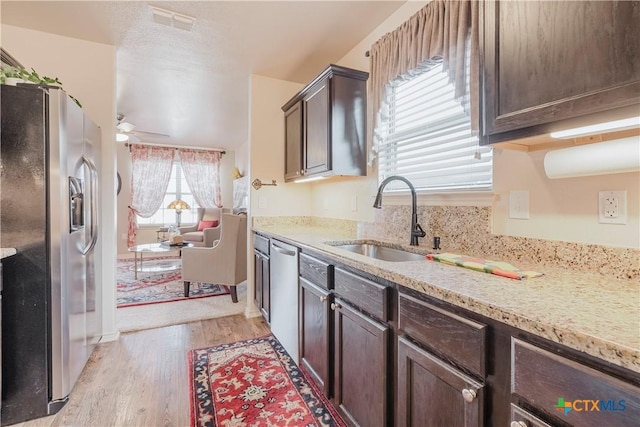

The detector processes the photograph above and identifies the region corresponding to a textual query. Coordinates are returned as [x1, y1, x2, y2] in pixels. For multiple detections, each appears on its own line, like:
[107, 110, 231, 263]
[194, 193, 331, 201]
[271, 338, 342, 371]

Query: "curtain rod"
[124, 141, 226, 155]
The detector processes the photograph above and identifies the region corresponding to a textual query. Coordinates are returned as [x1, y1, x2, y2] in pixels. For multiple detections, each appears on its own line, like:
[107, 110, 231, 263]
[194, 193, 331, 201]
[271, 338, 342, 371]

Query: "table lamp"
[167, 199, 190, 227]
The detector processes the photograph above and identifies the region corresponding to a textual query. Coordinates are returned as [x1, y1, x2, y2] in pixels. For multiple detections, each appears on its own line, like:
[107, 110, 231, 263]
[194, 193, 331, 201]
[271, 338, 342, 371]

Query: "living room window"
[137, 161, 197, 226]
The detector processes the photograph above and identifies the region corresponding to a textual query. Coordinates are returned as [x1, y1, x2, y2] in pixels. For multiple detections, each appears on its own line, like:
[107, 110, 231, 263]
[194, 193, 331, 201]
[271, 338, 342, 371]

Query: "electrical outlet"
[509, 190, 530, 219]
[258, 196, 267, 209]
[599, 190, 627, 224]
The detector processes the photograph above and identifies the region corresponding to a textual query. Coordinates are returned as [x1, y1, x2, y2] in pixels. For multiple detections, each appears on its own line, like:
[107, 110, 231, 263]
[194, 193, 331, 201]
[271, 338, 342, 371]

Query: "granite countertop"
[1, 248, 17, 259]
[254, 224, 640, 373]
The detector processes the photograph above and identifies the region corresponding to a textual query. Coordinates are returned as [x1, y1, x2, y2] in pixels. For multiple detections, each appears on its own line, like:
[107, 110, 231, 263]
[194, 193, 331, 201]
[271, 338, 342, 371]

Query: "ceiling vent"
[150, 5, 195, 31]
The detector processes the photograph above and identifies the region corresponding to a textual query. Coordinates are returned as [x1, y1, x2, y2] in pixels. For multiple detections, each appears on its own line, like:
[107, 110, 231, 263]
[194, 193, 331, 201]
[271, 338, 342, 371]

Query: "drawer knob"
[462, 388, 477, 403]
[319, 295, 327, 303]
[510, 422, 528, 427]
[330, 302, 341, 311]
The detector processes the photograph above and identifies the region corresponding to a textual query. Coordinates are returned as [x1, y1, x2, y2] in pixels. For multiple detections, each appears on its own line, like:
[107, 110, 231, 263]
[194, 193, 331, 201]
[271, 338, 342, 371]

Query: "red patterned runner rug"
[188, 335, 345, 427]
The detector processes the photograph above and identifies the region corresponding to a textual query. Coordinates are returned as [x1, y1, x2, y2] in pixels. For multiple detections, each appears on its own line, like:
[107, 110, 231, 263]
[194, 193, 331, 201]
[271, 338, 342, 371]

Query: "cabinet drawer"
[253, 233, 269, 255]
[299, 253, 333, 290]
[334, 267, 388, 321]
[510, 404, 552, 427]
[512, 338, 640, 427]
[398, 293, 487, 378]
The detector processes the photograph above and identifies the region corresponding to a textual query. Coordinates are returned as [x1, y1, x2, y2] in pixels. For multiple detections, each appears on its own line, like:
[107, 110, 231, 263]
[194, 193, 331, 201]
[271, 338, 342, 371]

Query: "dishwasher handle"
[271, 243, 297, 257]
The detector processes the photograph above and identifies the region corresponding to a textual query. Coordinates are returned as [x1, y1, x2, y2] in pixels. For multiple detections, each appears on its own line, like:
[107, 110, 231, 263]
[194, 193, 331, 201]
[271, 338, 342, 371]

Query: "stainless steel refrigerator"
[0, 84, 101, 425]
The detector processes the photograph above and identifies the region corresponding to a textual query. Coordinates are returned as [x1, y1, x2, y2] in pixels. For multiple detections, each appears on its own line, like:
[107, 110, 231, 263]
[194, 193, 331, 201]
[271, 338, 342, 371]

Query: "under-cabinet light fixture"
[550, 117, 640, 139]
[294, 176, 327, 184]
[150, 5, 196, 31]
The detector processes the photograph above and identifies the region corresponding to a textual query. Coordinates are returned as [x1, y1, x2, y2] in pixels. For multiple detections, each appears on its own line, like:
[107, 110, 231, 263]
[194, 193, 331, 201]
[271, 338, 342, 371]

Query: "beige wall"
[246, 74, 307, 316]
[2, 24, 119, 339]
[235, 141, 249, 177]
[493, 148, 639, 248]
[248, 74, 309, 218]
[307, 2, 640, 249]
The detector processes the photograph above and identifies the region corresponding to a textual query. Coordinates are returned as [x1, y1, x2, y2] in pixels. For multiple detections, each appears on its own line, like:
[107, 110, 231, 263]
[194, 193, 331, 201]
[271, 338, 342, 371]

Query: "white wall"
[308, 2, 640, 249]
[2, 24, 119, 340]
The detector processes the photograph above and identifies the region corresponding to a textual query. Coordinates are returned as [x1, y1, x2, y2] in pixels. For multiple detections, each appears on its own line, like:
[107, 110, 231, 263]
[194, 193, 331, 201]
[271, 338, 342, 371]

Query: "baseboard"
[99, 330, 121, 343]
[244, 305, 262, 318]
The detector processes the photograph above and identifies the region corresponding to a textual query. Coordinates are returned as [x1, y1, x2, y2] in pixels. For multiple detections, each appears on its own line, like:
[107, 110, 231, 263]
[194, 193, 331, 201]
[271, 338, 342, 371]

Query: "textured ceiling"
[1, 1, 404, 150]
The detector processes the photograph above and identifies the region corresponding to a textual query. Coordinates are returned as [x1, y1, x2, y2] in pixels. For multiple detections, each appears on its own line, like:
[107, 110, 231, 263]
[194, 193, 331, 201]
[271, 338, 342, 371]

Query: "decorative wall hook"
[252, 178, 277, 190]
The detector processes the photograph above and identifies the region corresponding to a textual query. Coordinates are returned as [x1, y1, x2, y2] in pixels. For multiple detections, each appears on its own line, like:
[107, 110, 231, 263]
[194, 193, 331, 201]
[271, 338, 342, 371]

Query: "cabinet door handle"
[330, 302, 341, 311]
[319, 295, 327, 303]
[461, 388, 477, 403]
[510, 422, 528, 427]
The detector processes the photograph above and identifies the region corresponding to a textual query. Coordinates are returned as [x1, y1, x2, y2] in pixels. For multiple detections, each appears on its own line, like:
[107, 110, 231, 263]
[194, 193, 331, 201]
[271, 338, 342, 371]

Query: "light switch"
[509, 190, 530, 220]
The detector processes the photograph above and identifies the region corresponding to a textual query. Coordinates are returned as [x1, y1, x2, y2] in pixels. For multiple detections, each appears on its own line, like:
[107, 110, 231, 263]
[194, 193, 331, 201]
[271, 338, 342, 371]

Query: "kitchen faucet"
[373, 175, 426, 246]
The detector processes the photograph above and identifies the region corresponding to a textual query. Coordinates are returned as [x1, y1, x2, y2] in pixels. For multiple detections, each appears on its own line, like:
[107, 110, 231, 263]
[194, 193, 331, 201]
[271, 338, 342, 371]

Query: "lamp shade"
[167, 199, 190, 211]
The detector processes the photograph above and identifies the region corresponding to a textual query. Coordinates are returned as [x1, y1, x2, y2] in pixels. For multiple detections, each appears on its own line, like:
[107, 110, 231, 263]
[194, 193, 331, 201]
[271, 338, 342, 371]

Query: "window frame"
[374, 44, 492, 196]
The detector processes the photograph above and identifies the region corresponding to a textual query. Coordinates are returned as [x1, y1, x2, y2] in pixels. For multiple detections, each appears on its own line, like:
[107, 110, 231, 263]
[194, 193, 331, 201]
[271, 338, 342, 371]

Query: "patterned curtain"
[127, 144, 175, 246]
[178, 148, 223, 208]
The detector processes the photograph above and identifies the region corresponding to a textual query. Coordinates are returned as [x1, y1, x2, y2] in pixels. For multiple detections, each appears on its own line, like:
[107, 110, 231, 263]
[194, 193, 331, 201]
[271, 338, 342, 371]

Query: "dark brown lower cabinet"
[332, 297, 389, 427]
[512, 338, 640, 427]
[510, 404, 553, 427]
[253, 250, 270, 322]
[299, 277, 331, 395]
[397, 336, 484, 427]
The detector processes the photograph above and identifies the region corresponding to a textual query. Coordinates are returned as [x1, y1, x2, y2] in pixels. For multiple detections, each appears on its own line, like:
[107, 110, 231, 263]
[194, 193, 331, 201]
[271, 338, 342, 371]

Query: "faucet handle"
[413, 223, 426, 238]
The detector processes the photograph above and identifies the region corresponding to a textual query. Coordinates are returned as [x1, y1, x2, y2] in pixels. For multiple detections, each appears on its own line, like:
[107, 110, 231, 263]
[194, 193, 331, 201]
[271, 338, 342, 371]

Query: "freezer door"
[49, 89, 88, 402]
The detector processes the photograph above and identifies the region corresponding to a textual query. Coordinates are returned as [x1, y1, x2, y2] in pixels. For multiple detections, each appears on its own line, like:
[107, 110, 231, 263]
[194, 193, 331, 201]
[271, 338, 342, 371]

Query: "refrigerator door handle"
[69, 177, 84, 232]
[81, 155, 98, 255]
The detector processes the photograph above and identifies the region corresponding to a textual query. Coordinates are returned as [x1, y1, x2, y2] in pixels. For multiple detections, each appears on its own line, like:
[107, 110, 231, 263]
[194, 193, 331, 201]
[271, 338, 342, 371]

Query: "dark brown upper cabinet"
[284, 101, 303, 181]
[282, 65, 368, 182]
[480, 0, 640, 145]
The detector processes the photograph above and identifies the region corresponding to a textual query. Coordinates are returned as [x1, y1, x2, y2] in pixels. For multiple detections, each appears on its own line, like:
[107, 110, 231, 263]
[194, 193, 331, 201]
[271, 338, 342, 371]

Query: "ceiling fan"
[116, 114, 169, 142]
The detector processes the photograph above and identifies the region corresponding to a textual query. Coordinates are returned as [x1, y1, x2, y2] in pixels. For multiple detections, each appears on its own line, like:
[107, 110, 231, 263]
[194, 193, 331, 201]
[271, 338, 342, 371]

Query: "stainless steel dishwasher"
[269, 239, 299, 363]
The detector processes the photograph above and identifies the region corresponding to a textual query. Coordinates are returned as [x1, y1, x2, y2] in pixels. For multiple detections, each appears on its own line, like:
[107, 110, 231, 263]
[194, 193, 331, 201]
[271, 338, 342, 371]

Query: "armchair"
[178, 207, 229, 247]
[181, 213, 247, 303]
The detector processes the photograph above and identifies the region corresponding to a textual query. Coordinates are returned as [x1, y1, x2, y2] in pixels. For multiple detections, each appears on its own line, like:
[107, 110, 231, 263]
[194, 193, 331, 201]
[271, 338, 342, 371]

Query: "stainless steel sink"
[331, 243, 426, 262]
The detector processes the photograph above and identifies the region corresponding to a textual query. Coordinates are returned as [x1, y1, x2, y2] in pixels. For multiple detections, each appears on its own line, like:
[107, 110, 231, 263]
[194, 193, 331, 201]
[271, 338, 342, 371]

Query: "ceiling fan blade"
[133, 129, 170, 138]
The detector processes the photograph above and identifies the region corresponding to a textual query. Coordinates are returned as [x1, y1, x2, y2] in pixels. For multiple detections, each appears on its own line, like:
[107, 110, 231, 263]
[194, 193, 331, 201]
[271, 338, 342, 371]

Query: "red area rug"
[188, 335, 345, 427]
[116, 256, 229, 308]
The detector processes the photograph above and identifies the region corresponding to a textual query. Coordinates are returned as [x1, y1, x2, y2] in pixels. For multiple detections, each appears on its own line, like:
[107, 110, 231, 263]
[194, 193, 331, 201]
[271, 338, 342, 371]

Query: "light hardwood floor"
[15, 315, 270, 427]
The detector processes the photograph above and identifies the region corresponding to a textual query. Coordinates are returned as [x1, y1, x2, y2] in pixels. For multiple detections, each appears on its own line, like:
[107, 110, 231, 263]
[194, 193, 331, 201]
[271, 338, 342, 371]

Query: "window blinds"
[376, 61, 492, 193]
